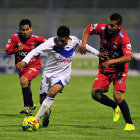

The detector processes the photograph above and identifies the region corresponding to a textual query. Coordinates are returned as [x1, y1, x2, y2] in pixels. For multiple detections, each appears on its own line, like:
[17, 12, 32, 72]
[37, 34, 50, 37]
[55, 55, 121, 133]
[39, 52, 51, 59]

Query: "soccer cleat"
[20, 106, 32, 116]
[124, 123, 135, 130]
[29, 104, 36, 111]
[113, 105, 120, 123]
[42, 109, 51, 127]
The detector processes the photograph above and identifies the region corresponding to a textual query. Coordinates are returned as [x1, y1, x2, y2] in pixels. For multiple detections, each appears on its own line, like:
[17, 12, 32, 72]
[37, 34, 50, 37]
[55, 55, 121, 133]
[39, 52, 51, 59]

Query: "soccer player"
[5, 19, 46, 115]
[79, 13, 135, 130]
[17, 25, 102, 127]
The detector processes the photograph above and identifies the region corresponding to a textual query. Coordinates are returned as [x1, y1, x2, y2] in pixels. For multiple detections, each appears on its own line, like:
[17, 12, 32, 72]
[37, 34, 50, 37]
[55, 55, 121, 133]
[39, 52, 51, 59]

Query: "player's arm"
[5, 36, 23, 55]
[79, 39, 108, 58]
[102, 55, 131, 70]
[79, 28, 90, 54]
[16, 41, 48, 70]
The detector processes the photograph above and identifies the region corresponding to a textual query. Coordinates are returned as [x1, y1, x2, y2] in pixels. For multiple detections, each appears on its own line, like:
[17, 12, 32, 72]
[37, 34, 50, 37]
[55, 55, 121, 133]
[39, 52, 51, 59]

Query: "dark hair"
[109, 13, 122, 25]
[57, 26, 70, 37]
[19, 19, 32, 28]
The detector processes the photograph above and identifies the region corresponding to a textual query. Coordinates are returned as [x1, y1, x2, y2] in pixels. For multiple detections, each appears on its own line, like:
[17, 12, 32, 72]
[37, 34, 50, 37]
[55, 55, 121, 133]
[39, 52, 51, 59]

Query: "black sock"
[22, 87, 30, 107]
[29, 90, 34, 107]
[119, 99, 133, 124]
[98, 94, 117, 109]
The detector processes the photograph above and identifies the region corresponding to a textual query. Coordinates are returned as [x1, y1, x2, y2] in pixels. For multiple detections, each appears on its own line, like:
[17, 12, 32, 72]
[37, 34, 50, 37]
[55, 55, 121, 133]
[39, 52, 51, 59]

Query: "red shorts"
[18, 66, 41, 84]
[92, 72, 127, 92]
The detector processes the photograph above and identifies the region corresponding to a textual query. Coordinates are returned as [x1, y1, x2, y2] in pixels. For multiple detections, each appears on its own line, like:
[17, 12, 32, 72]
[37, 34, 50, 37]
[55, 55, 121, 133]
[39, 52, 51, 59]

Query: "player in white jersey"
[17, 26, 107, 127]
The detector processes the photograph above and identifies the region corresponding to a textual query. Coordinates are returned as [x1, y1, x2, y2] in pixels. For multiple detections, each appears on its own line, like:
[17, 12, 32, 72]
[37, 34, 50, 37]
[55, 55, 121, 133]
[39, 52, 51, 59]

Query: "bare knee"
[48, 84, 63, 98]
[113, 90, 124, 104]
[91, 88, 104, 101]
[20, 76, 29, 88]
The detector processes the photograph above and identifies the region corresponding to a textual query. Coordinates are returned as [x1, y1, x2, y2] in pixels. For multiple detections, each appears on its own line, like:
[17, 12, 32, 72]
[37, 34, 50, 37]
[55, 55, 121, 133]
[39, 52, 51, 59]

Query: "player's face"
[19, 25, 32, 38]
[56, 36, 69, 48]
[107, 20, 121, 35]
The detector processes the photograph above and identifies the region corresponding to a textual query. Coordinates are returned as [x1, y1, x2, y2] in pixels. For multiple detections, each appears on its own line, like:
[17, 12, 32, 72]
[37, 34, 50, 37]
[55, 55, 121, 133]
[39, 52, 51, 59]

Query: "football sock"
[36, 96, 54, 120]
[118, 99, 133, 124]
[98, 94, 117, 109]
[29, 89, 33, 107]
[22, 87, 30, 107]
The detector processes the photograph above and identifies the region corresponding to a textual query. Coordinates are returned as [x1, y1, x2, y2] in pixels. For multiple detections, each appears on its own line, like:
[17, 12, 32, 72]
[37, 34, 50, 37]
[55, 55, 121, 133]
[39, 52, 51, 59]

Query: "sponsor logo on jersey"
[57, 58, 72, 63]
[90, 24, 97, 31]
[18, 51, 28, 56]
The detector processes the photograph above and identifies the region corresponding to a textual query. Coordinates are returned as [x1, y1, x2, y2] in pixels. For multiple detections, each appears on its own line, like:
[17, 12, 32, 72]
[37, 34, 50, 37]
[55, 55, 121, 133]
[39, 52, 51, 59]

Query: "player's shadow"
[41, 123, 114, 129]
[0, 113, 23, 118]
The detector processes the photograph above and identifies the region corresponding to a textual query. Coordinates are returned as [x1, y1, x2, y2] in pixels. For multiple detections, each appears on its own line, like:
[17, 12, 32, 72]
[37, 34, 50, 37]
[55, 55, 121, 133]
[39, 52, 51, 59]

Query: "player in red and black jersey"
[5, 19, 46, 115]
[79, 13, 135, 130]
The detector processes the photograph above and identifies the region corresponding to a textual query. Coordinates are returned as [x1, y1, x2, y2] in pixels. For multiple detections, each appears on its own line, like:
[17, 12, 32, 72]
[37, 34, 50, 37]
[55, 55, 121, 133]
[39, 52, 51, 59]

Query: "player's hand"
[18, 43, 24, 51]
[100, 60, 112, 73]
[16, 61, 26, 71]
[78, 45, 86, 55]
[98, 51, 109, 60]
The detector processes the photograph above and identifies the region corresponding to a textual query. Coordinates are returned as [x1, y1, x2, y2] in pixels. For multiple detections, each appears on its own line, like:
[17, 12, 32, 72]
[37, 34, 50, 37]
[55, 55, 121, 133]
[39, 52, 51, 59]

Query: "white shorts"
[40, 73, 71, 95]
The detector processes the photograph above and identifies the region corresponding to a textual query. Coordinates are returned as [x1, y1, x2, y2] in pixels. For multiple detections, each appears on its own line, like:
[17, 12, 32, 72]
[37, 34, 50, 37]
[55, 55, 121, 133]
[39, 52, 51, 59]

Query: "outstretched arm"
[79, 28, 90, 54]
[79, 40, 108, 58]
[16, 41, 48, 71]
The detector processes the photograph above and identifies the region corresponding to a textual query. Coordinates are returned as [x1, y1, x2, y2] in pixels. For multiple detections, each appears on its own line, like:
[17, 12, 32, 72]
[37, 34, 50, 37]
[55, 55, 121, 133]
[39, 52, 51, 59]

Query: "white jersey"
[23, 36, 99, 77]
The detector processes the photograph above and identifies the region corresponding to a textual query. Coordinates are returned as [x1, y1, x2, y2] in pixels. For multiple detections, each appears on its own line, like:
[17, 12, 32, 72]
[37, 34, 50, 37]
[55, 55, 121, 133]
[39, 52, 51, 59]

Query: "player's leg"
[36, 84, 63, 120]
[20, 76, 31, 115]
[20, 67, 40, 115]
[36, 74, 70, 127]
[92, 87, 118, 108]
[113, 73, 135, 130]
[92, 73, 118, 109]
[113, 90, 135, 130]
[29, 86, 36, 111]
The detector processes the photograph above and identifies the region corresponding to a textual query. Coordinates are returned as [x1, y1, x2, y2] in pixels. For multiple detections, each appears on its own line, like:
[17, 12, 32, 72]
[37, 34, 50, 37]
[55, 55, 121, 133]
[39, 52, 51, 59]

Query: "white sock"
[36, 96, 54, 120]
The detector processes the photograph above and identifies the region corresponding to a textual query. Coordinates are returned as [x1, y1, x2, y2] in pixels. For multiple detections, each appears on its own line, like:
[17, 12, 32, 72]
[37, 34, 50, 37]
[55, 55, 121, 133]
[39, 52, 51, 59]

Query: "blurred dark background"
[0, 0, 140, 53]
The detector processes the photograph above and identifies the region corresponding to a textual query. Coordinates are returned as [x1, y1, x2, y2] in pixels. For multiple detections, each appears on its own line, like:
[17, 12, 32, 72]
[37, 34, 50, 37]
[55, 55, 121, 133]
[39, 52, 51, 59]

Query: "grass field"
[0, 74, 140, 140]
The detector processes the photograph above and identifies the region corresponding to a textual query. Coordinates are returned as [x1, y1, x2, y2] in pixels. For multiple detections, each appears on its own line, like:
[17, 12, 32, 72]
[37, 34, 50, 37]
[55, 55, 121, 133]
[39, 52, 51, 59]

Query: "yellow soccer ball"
[22, 116, 39, 131]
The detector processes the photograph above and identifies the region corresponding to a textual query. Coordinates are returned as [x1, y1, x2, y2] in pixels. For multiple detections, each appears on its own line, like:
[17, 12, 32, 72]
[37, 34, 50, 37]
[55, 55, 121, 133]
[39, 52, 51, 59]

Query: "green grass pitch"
[0, 74, 140, 140]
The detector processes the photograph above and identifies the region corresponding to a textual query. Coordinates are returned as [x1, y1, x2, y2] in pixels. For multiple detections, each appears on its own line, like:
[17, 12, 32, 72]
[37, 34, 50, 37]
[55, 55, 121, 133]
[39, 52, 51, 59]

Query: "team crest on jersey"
[113, 42, 118, 49]
[31, 45, 35, 49]
[118, 80, 123, 84]
[28, 70, 32, 74]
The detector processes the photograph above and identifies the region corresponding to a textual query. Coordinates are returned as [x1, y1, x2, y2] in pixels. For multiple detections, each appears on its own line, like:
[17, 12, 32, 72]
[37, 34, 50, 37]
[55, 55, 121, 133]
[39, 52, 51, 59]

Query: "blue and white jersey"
[23, 36, 99, 77]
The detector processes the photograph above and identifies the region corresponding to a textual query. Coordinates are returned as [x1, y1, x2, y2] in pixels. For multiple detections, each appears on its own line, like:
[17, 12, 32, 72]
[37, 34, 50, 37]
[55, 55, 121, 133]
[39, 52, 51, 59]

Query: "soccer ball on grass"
[22, 116, 39, 131]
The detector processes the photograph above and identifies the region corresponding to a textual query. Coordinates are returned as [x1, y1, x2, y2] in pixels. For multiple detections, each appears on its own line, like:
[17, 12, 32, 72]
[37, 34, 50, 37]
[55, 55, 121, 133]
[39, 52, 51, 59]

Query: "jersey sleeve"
[5, 35, 18, 55]
[121, 34, 132, 57]
[22, 39, 52, 64]
[86, 24, 104, 35]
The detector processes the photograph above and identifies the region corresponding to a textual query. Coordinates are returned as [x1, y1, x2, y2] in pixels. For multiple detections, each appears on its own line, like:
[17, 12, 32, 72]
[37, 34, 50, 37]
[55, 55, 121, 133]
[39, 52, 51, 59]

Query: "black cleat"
[42, 109, 51, 127]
